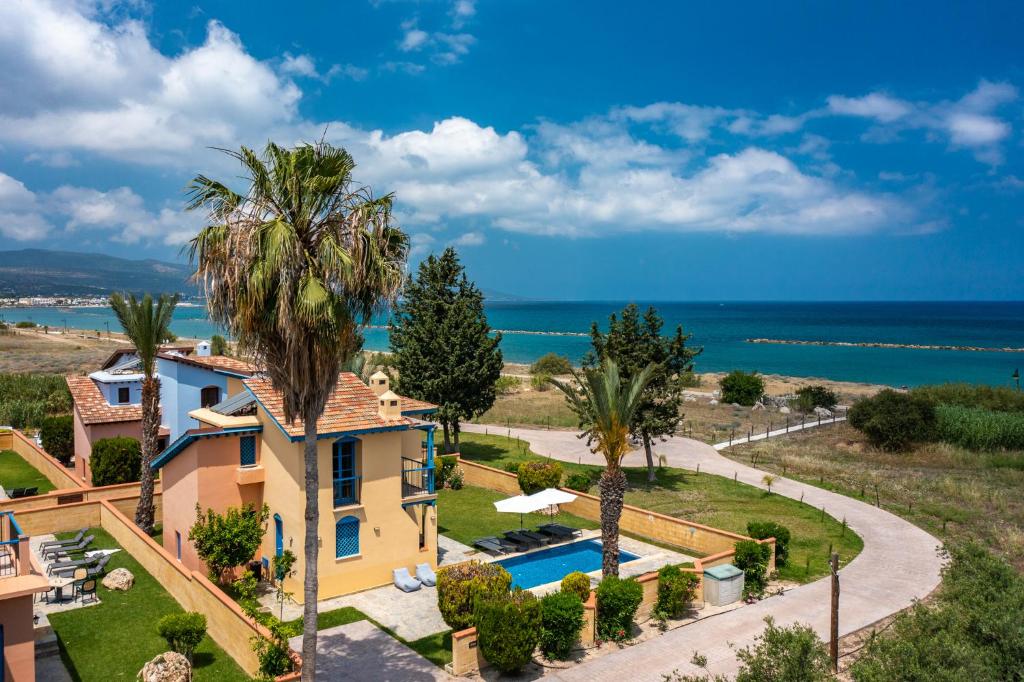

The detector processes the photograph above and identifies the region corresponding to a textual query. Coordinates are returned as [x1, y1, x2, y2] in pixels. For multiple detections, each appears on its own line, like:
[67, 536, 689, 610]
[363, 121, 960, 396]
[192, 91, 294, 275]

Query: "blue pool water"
[496, 539, 641, 589]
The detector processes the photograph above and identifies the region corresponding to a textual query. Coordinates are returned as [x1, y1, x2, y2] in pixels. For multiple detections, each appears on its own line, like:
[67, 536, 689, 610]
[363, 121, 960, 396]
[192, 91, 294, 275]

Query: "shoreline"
[748, 338, 1024, 354]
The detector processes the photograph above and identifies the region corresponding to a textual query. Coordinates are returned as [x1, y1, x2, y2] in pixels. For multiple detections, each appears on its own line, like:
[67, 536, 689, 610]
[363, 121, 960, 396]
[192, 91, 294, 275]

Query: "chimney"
[369, 370, 390, 397]
[195, 340, 212, 357]
[378, 390, 401, 419]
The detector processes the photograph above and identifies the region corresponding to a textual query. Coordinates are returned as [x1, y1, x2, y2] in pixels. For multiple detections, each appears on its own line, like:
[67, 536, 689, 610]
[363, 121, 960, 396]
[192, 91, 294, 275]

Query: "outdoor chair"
[8, 488, 25, 499]
[538, 523, 582, 539]
[415, 563, 437, 587]
[503, 530, 543, 548]
[23, 487, 38, 496]
[517, 529, 551, 545]
[75, 578, 98, 604]
[84, 554, 111, 579]
[39, 529, 87, 552]
[49, 555, 98, 576]
[473, 537, 506, 554]
[44, 535, 94, 560]
[392, 567, 422, 592]
[37, 585, 55, 604]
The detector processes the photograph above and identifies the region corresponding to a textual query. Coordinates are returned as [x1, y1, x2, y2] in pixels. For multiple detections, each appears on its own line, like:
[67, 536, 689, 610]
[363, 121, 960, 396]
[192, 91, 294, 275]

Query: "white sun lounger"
[393, 567, 422, 592]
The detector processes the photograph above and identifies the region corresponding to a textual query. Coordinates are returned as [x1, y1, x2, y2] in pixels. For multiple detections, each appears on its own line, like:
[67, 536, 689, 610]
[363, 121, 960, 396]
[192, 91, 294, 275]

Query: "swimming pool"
[496, 539, 641, 589]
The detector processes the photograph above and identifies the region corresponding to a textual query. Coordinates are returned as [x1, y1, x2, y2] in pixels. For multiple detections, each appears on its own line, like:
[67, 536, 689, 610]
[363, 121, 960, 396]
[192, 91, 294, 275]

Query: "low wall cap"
[704, 564, 743, 580]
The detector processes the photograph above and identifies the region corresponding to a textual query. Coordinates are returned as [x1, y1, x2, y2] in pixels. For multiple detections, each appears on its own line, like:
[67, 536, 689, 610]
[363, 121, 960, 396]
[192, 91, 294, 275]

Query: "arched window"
[200, 385, 220, 408]
[335, 516, 359, 558]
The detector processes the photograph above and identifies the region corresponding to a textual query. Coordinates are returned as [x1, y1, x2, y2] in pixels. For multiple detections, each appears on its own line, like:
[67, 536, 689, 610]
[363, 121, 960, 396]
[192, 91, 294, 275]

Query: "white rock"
[813, 406, 833, 418]
[751, 402, 765, 411]
[779, 406, 791, 414]
[138, 652, 191, 682]
[708, 399, 719, 405]
[103, 567, 134, 591]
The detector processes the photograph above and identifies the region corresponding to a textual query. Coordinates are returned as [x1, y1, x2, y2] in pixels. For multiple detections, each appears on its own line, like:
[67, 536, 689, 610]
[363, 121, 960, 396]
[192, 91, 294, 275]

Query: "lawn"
[47, 527, 250, 682]
[0, 448, 56, 493]
[456, 432, 863, 582]
[726, 422, 1024, 571]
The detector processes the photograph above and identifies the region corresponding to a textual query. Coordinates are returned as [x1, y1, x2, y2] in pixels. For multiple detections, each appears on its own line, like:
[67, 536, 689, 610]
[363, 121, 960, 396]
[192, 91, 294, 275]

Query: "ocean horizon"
[4, 301, 1023, 388]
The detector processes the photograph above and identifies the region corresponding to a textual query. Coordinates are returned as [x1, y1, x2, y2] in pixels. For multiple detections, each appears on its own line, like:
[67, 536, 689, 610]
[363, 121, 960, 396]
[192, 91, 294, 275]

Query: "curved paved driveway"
[462, 423, 943, 680]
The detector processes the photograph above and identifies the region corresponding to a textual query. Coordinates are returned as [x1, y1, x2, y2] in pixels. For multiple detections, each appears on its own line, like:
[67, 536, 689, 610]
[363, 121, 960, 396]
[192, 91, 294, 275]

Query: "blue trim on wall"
[401, 498, 437, 509]
[151, 425, 263, 470]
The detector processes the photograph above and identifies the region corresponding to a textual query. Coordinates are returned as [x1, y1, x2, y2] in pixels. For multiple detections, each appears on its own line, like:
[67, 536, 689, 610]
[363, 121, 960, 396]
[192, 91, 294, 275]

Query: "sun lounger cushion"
[415, 563, 437, 587]
[393, 567, 422, 592]
[474, 538, 505, 554]
[40, 529, 86, 551]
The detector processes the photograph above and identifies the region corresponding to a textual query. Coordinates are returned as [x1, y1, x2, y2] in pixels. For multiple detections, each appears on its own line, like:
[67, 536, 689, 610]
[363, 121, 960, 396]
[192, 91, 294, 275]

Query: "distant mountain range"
[0, 249, 197, 297]
[0, 248, 529, 301]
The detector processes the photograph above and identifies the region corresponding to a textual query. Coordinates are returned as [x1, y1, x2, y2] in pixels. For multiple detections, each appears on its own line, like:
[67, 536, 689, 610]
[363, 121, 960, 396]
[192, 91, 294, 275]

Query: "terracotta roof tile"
[244, 373, 434, 438]
[158, 352, 257, 376]
[65, 375, 143, 425]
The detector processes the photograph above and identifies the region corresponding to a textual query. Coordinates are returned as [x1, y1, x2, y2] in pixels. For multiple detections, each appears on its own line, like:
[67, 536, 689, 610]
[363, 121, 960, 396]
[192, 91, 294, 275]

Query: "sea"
[4, 301, 1023, 388]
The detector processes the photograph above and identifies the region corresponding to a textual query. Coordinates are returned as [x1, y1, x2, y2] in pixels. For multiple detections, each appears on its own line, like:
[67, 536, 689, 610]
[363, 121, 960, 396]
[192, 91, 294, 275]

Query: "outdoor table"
[49, 575, 74, 602]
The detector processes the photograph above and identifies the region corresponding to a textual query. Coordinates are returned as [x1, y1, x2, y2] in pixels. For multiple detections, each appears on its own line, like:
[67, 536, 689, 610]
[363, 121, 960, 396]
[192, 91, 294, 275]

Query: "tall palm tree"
[550, 360, 654, 576]
[186, 140, 408, 681]
[109, 292, 179, 534]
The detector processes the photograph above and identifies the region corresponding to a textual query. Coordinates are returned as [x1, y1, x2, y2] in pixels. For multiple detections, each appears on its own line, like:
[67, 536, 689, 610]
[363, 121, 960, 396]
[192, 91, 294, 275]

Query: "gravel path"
[461, 422, 944, 680]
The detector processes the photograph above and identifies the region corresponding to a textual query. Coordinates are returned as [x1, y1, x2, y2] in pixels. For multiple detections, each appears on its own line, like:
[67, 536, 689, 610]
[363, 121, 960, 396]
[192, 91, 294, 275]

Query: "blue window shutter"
[336, 516, 359, 558]
[240, 436, 256, 466]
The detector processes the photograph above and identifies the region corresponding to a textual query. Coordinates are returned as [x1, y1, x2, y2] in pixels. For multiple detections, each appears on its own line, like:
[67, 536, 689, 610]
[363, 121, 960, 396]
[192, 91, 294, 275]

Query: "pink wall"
[0, 594, 36, 682]
[72, 412, 143, 485]
[161, 435, 263, 575]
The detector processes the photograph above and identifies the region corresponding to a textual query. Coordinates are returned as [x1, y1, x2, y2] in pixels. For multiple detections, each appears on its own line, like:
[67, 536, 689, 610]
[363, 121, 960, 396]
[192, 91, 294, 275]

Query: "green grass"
[0, 448, 55, 493]
[281, 606, 453, 668]
[47, 527, 250, 682]
[456, 432, 863, 582]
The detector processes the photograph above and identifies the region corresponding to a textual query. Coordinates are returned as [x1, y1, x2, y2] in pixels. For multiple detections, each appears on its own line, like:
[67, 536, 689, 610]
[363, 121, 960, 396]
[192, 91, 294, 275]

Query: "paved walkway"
[461, 422, 944, 680]
[288, 620, 453, 681]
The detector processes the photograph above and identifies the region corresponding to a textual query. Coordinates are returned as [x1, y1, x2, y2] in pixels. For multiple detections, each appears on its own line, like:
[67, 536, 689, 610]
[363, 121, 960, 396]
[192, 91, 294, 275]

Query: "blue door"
[274, 514, 283, 557]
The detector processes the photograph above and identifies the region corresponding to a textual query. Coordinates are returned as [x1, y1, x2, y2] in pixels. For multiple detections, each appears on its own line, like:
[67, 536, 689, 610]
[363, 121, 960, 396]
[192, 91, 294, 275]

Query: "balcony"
[333, 475, 362, 508]
[0, 511, 28, 578]
[401, 457, 435, 498]
[235, 465, 265, 486]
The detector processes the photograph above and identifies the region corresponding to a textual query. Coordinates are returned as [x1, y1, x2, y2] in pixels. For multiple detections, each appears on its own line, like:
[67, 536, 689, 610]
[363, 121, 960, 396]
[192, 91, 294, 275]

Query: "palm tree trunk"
[599, 467, 627, 577]
[642, 433, 656, 484]
[135, 376, 159, 533]
[300, 416, 319, 681]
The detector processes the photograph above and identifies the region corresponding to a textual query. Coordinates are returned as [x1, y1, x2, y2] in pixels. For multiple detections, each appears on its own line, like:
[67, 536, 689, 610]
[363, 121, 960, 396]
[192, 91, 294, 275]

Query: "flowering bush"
[596, 575, 642, 641]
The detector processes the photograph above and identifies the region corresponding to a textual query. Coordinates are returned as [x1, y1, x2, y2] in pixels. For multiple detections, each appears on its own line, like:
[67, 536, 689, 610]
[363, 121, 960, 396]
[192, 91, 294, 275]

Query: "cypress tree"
[390, 248, 503, 452]
[583, 304, 701, 482]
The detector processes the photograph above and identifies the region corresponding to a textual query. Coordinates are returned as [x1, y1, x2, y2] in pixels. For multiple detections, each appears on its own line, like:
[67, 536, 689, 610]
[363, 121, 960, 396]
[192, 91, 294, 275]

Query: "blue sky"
[0, 0, 1022, 300]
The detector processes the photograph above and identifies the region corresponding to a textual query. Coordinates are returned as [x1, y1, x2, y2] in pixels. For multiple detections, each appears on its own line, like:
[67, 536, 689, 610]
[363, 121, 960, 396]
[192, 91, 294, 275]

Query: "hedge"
[517, 460, 563, 494]
[539, 590, 584, 660]
[90, 436, 141, 486]
[746, 520, 791, 567]
[596, 575, 642, 641]
[474, 589, 541, 672]
[40, 414, 74, 466]
[436, 561, 512, 630]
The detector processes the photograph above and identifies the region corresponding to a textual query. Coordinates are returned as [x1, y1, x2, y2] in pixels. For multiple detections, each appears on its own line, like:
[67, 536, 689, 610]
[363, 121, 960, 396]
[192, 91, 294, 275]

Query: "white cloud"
[827, 93, 912, 122]
[382, 61, 426, 75]
[450, 0, 475, 28]
[452, 231, 484, 247]
[0, 172, 51, 241]
[24, 151, 79, 168]
[399, 20, 430, 51]
[281, 52, 367, 83]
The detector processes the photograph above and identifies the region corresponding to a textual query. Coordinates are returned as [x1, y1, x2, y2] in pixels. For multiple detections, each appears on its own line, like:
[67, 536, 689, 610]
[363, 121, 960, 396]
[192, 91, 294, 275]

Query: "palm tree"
[109, 292, 179, 534]
[186, 140, 407, 681]
[550, 360, 654, 576]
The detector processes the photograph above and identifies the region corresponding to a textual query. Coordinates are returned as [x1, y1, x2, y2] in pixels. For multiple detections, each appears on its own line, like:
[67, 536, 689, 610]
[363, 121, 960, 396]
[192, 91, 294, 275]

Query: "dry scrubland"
[0, 328, 126, 374]
[726, 422, 1024, 570]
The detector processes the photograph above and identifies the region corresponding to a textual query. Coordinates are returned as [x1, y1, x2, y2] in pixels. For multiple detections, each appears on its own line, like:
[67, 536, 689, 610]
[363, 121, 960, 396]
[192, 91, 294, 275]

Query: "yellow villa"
[152, 371, 439, 601]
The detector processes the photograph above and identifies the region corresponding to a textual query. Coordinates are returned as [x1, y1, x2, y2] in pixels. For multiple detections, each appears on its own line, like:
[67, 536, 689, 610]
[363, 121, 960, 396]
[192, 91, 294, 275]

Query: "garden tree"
[189, 503, 270, 582]
[210, 334, 228, 356]
[550, 360, 653, 576]
[584, 304, 701, 483]
[90, 436, 141, 486]
[109, 292, 178, 533]
[39, 414, 74, 466]
[720, 370, 766, 406]
[188, 140, 408, 680]
[389, 248, 503, 453]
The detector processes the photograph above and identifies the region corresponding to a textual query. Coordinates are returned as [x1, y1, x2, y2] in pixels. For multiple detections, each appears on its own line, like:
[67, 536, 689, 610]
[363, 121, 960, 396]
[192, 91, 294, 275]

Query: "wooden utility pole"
[829, 552, 840, 672]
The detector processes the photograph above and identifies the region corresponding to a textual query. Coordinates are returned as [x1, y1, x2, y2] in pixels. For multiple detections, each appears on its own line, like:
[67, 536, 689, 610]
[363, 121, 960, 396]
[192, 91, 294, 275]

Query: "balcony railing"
[333, 475, 362, 507]
[401, 457, 435, 498]
[0, 511, 26, 578]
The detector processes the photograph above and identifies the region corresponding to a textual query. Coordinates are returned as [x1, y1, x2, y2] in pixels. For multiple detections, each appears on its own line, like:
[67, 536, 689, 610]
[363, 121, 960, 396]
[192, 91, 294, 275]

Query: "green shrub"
[935, 405, 1024, 451]
[530, 353, 573, 376]
[848, 389, 936, 451]
[564, 471, 592, 493]
[561, 571, 592, 602]
[596, 575, 643, 641]
[448, 465, 464, 490]
[655, 564, 701, 619]
[495, 375, 522, 395]
[539, 590, 584, 660]
[14, 321, 36, 328]
[39, 414, 74, 466]
[189, 503, 270, 582]
[735, 617, 833, 682]
[734, 540, 772, 597]
[517, 460, 563, 494]
[0, 373, 70, 430]
[792, 385, 838, 413]
[252, 620, 294, 677]
[90, 436, 141, 486]
[210, 334, 228, 356]
[156, 612, 207, 661]
[746, 521, 791, 567]
[720, 371, 765, 406]
[911, 382, 1024, 413]
[531, 373, 552, 392]
[474, 589, 541, 672]
[679, 371, 702, 388]
[438, 455, 458, 486]
[436, 561, 512, 630]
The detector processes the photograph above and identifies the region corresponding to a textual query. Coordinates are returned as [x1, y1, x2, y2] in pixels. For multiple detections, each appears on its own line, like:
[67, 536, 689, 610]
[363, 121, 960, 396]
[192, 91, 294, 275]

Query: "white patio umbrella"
[493, 488, 578, 527]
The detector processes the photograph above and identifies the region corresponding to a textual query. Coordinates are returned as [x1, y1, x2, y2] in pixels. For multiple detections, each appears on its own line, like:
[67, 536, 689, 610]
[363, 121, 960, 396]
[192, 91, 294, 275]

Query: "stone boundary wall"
[10, 495, 302, 679]
[0, 479, 162, 514]
[0, 429, 85, 490]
